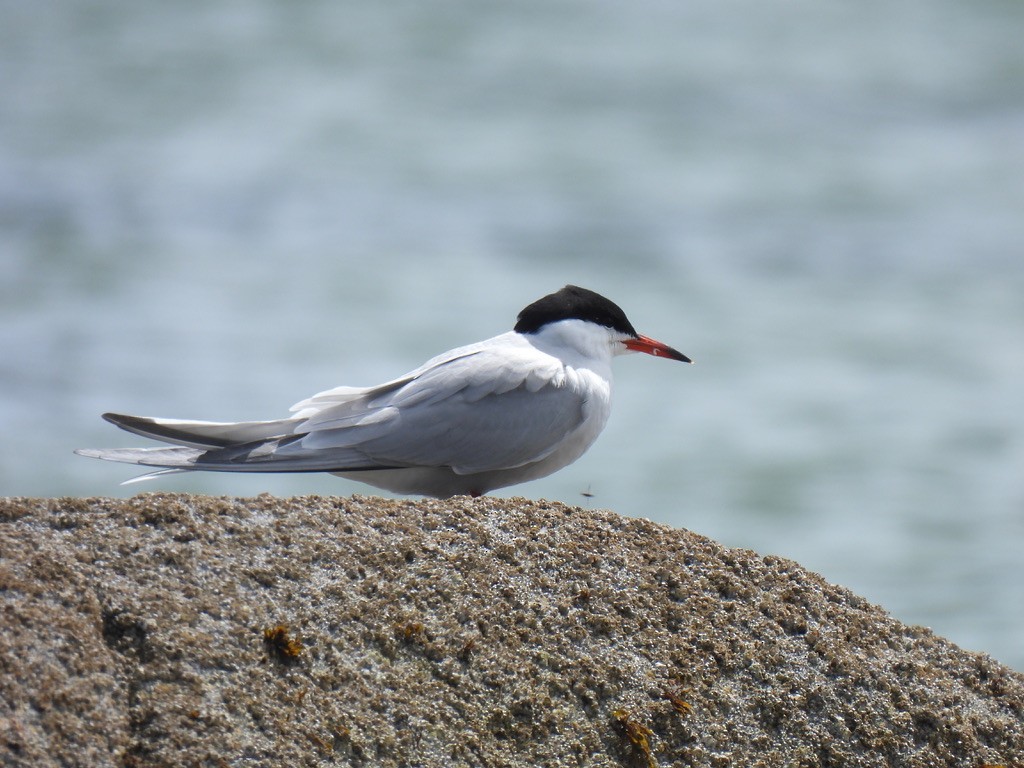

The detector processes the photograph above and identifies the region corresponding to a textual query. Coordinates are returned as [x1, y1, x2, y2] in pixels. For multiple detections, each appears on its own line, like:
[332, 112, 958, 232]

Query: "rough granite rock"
[1, 494, 1021, 768]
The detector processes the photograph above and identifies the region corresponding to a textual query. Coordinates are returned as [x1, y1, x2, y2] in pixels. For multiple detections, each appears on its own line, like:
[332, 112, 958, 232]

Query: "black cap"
[514, 285, 638, 337]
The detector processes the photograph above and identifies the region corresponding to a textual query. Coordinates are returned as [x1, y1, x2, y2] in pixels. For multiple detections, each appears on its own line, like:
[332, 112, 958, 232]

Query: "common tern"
[76, 285, 690, 497]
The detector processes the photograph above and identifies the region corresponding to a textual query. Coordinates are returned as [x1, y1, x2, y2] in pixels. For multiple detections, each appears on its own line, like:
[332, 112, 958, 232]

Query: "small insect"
[263, 624, 303, 661]
[613, 709, 657, 768]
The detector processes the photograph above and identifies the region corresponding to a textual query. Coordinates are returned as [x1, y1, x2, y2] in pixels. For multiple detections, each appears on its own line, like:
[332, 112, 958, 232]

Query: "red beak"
[624, 334, 692, 363]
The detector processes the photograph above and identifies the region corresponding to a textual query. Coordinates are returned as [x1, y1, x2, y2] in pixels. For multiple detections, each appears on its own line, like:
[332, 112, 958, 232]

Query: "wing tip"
[121, 468, 186, 485]
[102, 412, 140, 428]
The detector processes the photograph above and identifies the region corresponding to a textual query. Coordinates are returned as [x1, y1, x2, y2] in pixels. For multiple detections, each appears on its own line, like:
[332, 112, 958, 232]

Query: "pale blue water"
[2, 1, 1022, 670]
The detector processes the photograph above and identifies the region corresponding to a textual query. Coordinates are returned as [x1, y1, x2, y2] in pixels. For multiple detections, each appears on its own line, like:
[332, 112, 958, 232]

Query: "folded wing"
[78, 337, 586, 477]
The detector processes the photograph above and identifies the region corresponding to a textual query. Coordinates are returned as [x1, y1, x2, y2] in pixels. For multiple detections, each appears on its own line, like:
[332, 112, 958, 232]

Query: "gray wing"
[323, 381, 585, 474]
[78, 341, 586, 475]
[292, 347, 586, 474]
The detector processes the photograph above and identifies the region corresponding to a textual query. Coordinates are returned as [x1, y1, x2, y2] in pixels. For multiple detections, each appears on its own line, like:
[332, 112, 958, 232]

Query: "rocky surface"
[1, 493, 1022, 767]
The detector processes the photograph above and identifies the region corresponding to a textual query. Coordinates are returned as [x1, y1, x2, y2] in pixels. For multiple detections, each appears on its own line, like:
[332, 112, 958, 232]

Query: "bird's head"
[514, 285, 692, 363]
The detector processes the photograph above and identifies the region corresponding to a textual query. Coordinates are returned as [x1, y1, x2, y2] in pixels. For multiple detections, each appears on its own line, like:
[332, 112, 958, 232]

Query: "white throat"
[524, 319, 628, 368]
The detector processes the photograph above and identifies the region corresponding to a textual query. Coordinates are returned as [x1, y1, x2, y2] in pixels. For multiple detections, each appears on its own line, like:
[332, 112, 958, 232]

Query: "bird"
[76, 285, 691, 497]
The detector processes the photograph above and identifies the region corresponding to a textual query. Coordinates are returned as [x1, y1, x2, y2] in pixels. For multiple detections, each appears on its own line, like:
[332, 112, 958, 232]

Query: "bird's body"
[77, 286, 689, 497]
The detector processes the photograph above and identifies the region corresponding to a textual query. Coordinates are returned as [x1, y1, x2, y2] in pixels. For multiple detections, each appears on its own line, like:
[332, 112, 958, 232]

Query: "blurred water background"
[2, 1, 1022, 670]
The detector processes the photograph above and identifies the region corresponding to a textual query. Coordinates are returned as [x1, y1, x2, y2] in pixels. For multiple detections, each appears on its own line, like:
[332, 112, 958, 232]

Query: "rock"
[1, 493, 1021, 767]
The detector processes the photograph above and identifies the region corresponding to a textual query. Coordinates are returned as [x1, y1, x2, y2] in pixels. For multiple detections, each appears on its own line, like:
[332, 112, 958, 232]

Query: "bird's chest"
[561, 365, 613, 448]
